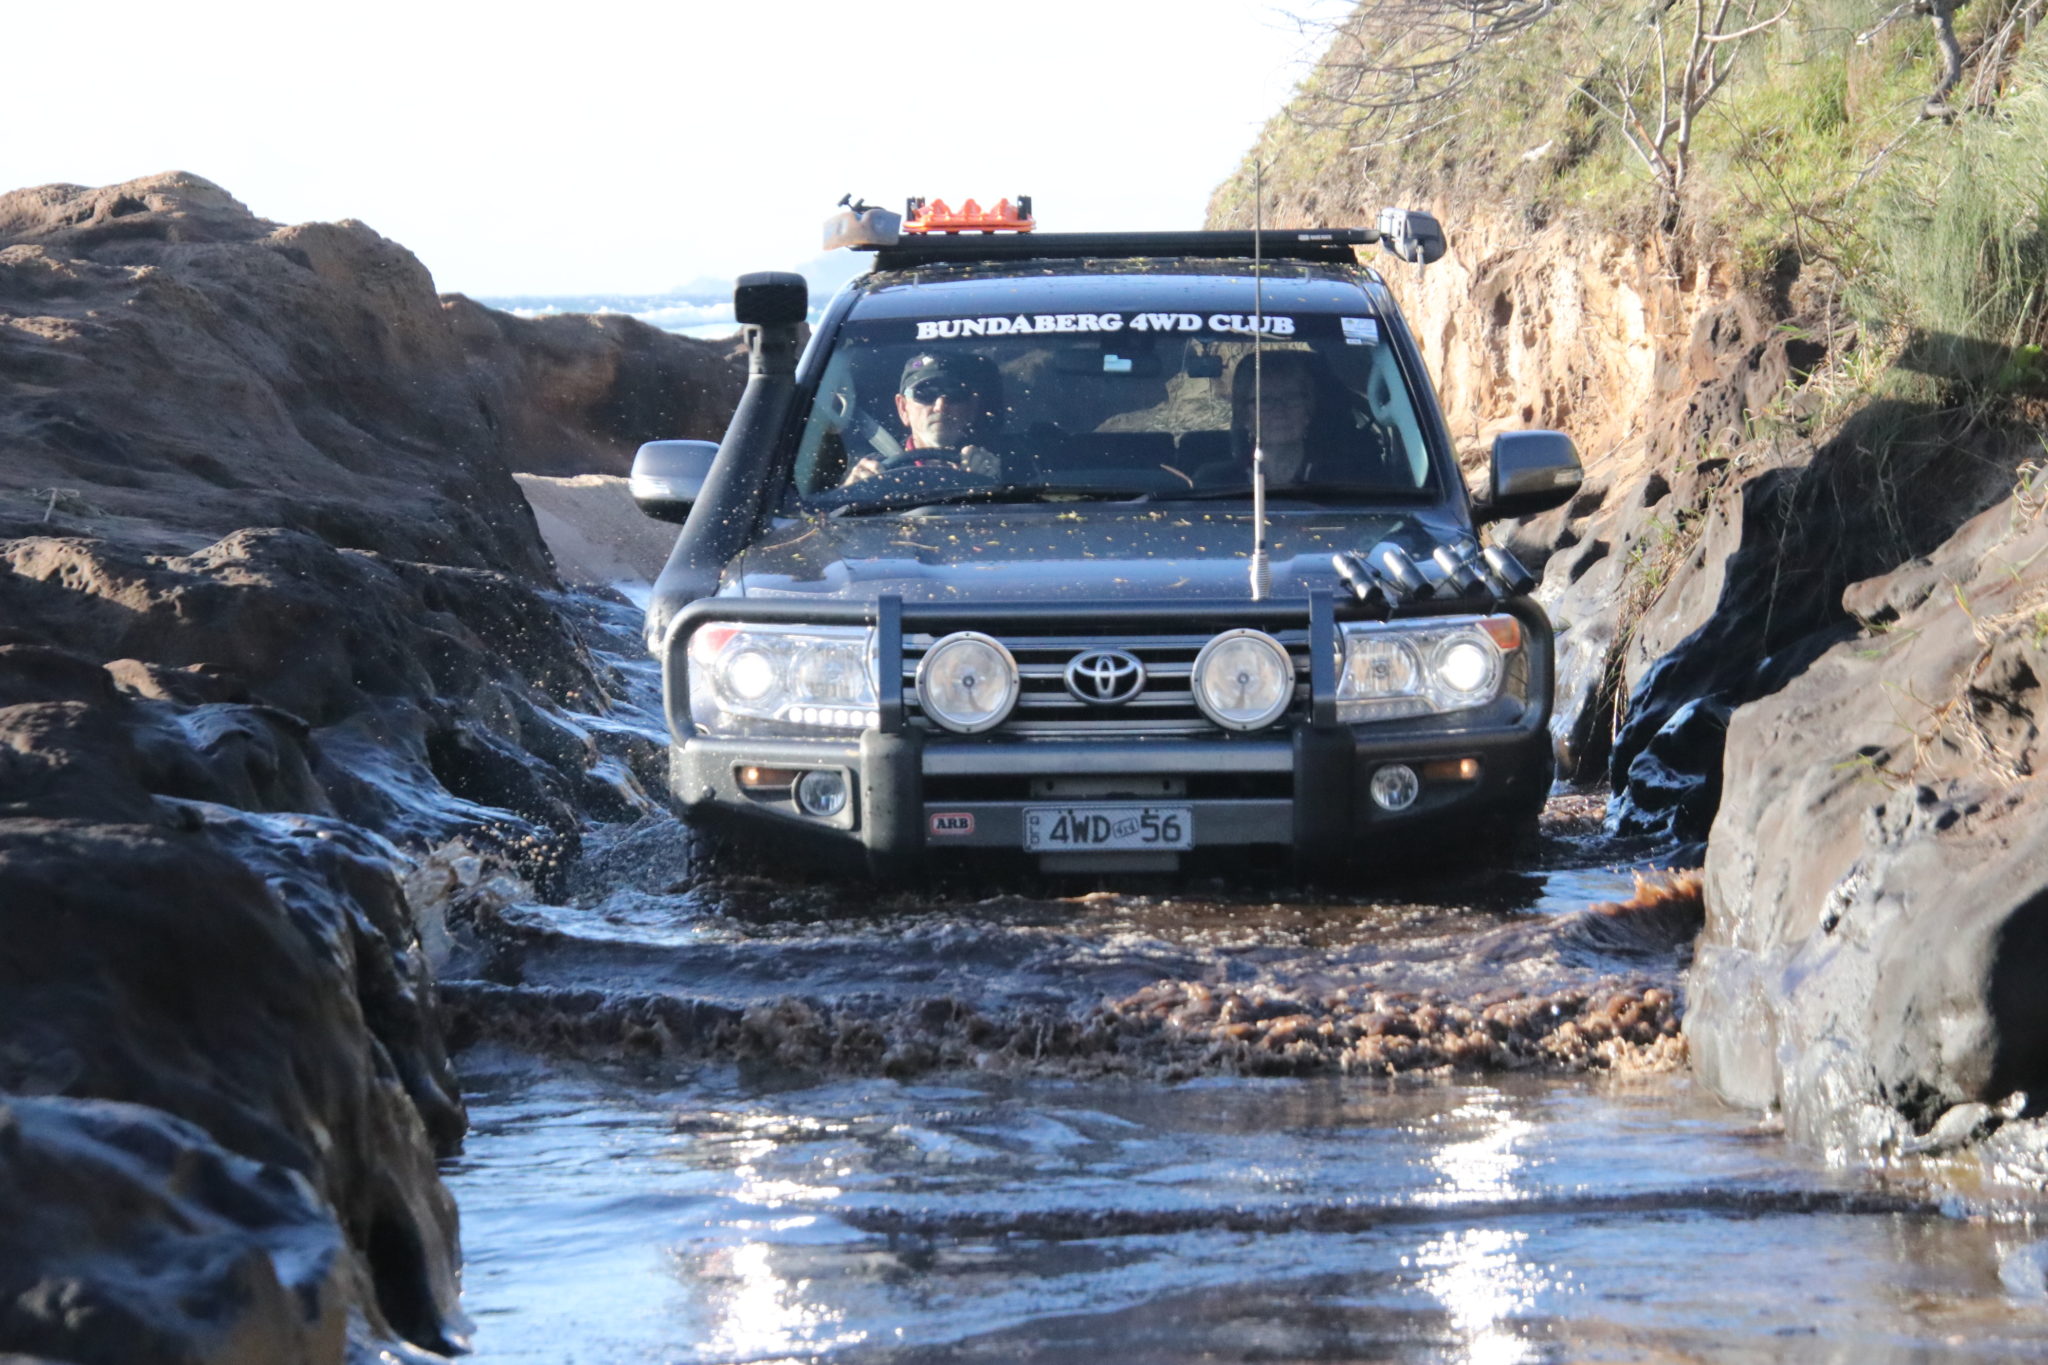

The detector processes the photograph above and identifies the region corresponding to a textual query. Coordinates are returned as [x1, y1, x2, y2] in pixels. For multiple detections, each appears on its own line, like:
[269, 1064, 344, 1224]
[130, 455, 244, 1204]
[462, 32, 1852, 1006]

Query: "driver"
[843, 352, 1005, 484]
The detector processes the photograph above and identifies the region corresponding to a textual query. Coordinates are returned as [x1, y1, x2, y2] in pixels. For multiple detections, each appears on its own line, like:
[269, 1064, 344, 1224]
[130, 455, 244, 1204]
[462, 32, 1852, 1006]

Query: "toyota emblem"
[1064, 649, 1146, 705]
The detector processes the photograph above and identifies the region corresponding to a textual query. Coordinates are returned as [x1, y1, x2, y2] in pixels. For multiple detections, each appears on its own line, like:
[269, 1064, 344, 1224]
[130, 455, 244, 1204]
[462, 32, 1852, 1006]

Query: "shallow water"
[442, 836, 2048, 1363]
[448, 1058, 2048, 1363]
[437, 596, 2048, 1359]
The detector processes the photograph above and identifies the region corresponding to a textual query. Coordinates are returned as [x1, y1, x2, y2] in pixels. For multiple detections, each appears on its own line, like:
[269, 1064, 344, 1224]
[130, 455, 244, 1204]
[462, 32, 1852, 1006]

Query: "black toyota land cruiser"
[633, 203, 1583, 878]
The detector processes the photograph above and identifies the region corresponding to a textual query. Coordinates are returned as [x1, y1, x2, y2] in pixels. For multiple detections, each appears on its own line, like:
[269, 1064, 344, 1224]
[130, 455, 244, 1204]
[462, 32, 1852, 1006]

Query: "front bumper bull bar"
[660, 593, 1554, 875]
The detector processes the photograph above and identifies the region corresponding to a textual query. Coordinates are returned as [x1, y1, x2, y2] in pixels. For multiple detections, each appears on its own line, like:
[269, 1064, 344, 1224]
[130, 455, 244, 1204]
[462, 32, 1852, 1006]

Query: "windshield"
[791, 307, 1442, 512]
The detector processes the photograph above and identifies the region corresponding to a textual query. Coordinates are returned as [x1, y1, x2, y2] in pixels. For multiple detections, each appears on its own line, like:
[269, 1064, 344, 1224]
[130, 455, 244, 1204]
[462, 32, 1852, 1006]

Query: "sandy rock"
[447, 298, 742, 478]
[0, 173, 546, 576]
[516, 473, 680, 588]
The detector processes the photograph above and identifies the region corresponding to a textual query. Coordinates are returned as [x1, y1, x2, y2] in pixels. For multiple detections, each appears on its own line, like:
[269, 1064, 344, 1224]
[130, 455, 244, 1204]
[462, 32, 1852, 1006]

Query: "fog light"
[794, 768, 849, 818]
[1370, 764, 1420, 811]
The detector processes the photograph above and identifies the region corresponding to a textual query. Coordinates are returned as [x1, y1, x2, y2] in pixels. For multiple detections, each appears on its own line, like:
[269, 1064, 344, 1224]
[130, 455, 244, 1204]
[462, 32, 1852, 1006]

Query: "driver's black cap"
[899, 351, 999, 397]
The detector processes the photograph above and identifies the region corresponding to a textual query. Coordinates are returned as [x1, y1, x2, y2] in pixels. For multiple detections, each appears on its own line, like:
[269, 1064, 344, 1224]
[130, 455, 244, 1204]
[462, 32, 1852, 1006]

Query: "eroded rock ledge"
[0, 173, 720, 1362]
[1691, 486, 2048, 1156]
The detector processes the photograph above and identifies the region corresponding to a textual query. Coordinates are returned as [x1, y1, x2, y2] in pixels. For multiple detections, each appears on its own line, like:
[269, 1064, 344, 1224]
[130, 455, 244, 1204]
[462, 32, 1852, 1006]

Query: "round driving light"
[724, 647, 779, 702]
[915, 632, 1019, 734]
[794, 768, 849, 817]
[1370, 764, 1420, 811]
[1191, 629, 1294, 731]
[1431, 635, 1499, 700]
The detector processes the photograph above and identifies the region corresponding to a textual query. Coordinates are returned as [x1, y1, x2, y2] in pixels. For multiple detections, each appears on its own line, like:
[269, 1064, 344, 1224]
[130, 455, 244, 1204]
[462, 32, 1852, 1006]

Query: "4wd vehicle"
[634, 200, 1583, 878]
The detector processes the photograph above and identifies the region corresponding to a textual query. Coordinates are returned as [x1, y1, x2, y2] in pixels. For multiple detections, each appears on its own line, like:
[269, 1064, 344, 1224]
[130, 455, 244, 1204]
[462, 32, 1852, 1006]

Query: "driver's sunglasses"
[903, 378, 978, 405]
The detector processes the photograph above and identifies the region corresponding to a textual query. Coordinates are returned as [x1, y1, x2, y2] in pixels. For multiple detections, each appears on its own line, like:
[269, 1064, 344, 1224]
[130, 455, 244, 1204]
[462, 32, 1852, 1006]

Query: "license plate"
[1023, 805, 1193, 852]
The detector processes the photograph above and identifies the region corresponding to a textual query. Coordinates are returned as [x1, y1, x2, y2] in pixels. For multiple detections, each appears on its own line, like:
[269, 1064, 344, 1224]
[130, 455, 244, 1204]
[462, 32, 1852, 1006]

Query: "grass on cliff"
[1219, 0, 2048, 405]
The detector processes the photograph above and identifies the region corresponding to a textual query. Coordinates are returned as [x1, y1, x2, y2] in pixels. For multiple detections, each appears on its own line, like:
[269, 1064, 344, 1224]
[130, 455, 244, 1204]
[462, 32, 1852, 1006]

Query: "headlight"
[916, 632, 1019, 733]
[1337, 615, 1516, 722]
[1191, 629, 1294, 731]
[687, 623, 878, 737]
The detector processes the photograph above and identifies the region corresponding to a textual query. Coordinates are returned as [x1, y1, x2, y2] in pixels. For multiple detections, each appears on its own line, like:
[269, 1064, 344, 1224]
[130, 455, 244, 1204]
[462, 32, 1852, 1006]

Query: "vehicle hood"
[727, 507, 1463, 603]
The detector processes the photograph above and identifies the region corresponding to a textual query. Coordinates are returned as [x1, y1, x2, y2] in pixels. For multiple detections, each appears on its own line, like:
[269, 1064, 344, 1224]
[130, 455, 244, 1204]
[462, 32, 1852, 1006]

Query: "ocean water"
[480, 255, 868, 339]
[481, 290, 739, 339]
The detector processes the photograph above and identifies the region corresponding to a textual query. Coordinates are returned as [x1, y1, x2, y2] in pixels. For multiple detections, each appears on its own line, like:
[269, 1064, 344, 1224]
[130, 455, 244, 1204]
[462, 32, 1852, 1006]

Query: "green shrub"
[1855, 43, 2048, 391]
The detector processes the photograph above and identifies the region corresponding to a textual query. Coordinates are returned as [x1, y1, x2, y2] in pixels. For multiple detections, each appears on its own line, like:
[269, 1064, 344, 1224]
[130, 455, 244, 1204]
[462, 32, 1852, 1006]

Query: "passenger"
[1231, 350, 1338, 485]
[1217, 349, 1393, 488]
[843, 352, 1005, 484]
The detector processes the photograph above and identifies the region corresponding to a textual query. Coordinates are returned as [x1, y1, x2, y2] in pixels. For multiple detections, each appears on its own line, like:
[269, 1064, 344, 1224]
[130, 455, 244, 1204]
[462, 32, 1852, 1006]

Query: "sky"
[6, 1, 1345, 298]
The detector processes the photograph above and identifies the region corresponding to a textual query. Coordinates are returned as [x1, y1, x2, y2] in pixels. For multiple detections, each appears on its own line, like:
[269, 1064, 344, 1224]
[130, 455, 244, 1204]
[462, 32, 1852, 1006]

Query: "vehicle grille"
[902, 629, 1313, 736]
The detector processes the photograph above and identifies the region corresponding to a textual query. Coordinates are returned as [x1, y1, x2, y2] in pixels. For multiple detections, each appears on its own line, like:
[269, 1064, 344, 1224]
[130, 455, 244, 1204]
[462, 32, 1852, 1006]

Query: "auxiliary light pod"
[1330, 552, 1392, 616]
[1370, 543, 1434, 602]
[1432, 545, 1488, 598]
[1481, 545, 1538, 597]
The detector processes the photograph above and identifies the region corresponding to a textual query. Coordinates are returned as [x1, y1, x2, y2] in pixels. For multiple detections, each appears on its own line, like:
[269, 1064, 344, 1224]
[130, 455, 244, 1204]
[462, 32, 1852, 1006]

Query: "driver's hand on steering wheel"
[842, 445, 986, 485]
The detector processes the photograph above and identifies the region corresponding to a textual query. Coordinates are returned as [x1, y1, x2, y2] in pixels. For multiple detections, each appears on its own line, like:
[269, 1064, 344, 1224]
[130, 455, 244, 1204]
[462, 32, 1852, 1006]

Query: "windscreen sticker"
[1341, 317, 1380, 345]
[913, 312, 1297, 341]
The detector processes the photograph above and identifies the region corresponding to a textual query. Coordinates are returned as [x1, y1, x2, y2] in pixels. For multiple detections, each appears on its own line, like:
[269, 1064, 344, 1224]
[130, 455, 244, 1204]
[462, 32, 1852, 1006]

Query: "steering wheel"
[878, 446, 972, 473]
[839, 460, 997, 501]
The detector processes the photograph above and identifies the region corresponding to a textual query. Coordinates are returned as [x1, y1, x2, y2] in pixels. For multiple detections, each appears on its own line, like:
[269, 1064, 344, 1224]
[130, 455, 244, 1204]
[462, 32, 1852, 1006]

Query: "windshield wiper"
[828, 483, 1156, 515]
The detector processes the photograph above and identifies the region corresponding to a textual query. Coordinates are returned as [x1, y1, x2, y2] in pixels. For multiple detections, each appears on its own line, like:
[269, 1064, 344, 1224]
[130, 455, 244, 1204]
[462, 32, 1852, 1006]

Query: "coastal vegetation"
[1218, 0, 2046, 412]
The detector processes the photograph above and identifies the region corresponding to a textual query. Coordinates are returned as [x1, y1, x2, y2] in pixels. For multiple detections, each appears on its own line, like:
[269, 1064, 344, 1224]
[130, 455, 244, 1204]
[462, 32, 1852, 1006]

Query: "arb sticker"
[928, 812, 975, 836]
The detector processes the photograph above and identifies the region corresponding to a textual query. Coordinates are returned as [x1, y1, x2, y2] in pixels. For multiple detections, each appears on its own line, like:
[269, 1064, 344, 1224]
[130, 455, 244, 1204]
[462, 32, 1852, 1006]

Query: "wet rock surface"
[0, 173, 728, 1361]
[0, 1096, 350, 1365]
[0, 541, 660, 1358]
[1690, 486, 2048, 1154]
[0, 527, 658, 883]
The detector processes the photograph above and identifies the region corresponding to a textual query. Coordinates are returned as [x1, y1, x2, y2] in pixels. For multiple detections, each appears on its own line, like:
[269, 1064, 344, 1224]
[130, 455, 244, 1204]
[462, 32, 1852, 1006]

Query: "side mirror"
[734, 271, 807, 327]
[629, 439, 719, 524]
[1377, 208, 1447, 266]
[1475, 430, 1583, 523]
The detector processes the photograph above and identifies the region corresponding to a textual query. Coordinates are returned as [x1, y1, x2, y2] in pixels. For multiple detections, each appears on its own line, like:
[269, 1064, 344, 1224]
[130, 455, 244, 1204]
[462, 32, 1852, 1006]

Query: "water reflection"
[700, 1239, 865, 1362]
[1415, 1093, 1546, 1363]
[1428, 1094, 1536, 1204]
[1415, 1228, 1545, 1365]
[697, 1117, 861, 1361]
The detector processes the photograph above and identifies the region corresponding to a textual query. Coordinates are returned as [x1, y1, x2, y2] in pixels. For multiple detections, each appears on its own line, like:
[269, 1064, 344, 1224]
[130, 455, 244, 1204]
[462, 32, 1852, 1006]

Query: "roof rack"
[860, 229, 1380, 270]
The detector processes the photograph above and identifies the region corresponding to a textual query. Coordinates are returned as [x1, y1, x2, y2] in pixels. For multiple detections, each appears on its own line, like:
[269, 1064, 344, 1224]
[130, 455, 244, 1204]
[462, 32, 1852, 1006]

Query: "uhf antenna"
[1248, 160, 1271, 602]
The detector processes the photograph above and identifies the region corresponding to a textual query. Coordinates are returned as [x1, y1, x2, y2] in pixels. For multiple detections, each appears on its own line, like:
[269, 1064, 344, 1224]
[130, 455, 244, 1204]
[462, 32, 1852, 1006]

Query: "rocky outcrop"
[0, 817, 465, 1356]
[0, 173, 743, 550]
[1688, 482, 2048, 1153]
[447, 297, 743, 477]
[0, 526, 658, 1358]
[0, 173, 718, 1361]
[0, 174, 550, 576]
